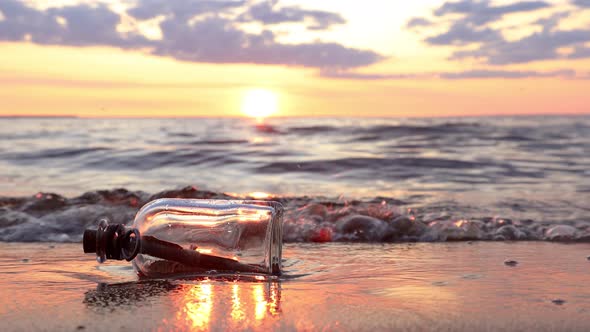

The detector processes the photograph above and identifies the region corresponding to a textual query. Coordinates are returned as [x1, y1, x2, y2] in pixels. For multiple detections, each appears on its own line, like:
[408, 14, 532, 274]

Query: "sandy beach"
[1, 242, 589, 331]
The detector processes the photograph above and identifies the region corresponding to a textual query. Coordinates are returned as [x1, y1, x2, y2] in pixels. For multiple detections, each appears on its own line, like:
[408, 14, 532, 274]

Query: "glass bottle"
[83, 199, 283, 278]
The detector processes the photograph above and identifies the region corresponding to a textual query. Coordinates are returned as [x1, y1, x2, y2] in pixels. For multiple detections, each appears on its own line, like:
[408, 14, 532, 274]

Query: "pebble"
[21, 258, 30, 263]
[586, 256, 590, 261]
[551, 299, 566, 305]
[504, 259, 518, 266]
[310, 227, 333, 243]
[545, 225, 577, 241]
[495, 225, 523, 240]
[335, 215, 389, 241]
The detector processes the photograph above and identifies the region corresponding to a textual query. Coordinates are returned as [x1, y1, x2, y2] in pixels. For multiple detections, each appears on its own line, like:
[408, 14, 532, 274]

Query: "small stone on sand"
[504, 259, 518, 266]
[551, 299, 566, 305]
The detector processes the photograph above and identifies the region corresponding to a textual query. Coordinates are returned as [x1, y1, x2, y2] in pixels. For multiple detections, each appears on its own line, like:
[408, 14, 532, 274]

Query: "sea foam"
[1, 187, 589, 243]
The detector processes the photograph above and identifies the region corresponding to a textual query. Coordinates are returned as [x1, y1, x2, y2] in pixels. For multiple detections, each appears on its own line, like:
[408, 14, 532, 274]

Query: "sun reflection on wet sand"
[173, 280, 282, 330]
[231, 283, 245, 323]
[253, 283, 267, 321]
[268, 282, 281, 317]
[177, 283, 213, 330]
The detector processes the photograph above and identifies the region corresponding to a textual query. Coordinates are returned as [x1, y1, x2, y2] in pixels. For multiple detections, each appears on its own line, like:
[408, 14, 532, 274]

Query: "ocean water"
[1, 116, 590, 243]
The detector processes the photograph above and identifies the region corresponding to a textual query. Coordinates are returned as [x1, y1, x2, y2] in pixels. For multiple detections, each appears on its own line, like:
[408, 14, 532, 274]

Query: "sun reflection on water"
[250, 136, 268, 144]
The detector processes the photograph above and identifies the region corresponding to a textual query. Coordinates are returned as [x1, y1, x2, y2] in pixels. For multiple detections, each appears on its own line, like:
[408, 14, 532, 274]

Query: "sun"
[241, 89, 278, 120]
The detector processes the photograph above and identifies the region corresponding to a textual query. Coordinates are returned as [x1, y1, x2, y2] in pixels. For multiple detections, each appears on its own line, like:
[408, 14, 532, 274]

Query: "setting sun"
[241, 89, 278, 119]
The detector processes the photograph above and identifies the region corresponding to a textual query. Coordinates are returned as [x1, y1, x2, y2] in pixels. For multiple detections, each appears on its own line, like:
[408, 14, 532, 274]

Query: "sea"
[0, 116, 589, 243]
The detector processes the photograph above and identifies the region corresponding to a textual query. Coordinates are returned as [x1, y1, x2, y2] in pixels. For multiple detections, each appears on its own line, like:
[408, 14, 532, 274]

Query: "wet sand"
[1, 242, 590, 331]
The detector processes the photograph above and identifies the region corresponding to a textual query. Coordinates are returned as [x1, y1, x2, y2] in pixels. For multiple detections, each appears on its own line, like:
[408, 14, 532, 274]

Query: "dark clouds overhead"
[319, 69, 429, 80]
[452, 28, 590, 64]
[0, 0, 381, 70]
[426, 23, 500, 45]
[0, 0, 148, 46]
[572, 0, 590, 7]
[152, 17, 381, 68]
[408, 0, 590, 65]
[49, 5, 150, 47]
[406, 18, 433, 29]
[0, 0, 56, 42]
[570, 46, 590, 59]
[320, 68, 580, 80]
[439, 69, 576, 79]
[127, 0, 245, 20]
[434, 0, 550, 24]
[239, 0, 346, 30]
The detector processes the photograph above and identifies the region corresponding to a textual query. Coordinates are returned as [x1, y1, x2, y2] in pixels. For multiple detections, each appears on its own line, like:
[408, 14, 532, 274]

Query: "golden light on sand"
[268, 282, 281, 317]
[253, 284, 268, 321]
[241, 89, 278, 120]
[180, 283, 213, 330]
[231, 284, 245, 322]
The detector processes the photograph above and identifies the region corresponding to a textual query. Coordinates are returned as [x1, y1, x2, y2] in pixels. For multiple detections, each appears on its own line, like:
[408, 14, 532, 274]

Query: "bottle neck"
[83, 220, 140, 262]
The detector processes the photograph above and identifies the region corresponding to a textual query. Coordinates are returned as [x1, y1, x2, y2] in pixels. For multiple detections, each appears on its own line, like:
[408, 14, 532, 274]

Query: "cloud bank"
[408, 0, 590, 64]
[0, 0, 381, 70]
[1, 0, 587, 80]
[321, 69, 580, 80]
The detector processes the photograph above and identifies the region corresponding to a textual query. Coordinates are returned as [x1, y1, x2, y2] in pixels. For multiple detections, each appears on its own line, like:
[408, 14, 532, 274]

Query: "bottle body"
[130, 198, 283, 278]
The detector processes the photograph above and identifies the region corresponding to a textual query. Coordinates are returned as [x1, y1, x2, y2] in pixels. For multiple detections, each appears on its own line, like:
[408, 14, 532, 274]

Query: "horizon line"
[1, 112, 590, 120]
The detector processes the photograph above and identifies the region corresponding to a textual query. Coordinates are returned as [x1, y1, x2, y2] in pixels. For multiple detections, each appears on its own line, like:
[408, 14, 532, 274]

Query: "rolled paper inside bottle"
[140, 235, 267, 274]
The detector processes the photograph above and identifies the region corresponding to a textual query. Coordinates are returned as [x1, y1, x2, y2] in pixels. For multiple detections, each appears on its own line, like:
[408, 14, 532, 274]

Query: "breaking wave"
[1, 187, 588, 243]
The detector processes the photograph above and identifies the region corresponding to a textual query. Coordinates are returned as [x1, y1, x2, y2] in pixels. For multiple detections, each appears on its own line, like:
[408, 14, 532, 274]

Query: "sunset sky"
[1, 0, 589, 117]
